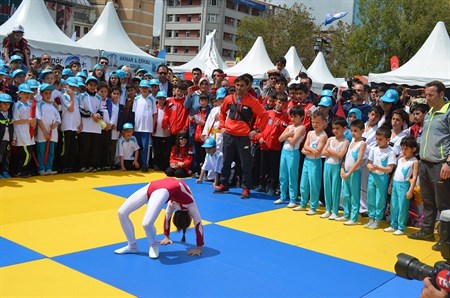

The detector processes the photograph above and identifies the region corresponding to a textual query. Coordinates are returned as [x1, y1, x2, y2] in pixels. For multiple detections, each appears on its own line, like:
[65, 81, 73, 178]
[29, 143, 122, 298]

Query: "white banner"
[30, 48, 95, 70]
[103, 50, 164, 75]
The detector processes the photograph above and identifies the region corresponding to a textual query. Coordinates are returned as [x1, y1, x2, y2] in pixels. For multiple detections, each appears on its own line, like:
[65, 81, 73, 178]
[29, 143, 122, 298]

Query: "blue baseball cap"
[62, 68, 73, 77]
[136, 68, 147, 75]
[149, 79, 159, 86]
[0, 65, 9, 76]
[216, 87, 227, 99]
[0, 93, 13, 103]
[132, 76, 142, 83]
[27, 79, 40, 89]
[10, 55, 23, 63]
[156, 91, 167, 98]
[12, 69, 25, 78]
[76, 76, 85, 87]
[38, 68, 53, 80]
[202, 137, 216, 148]
[139, 80, 151, 88]
[76, 71, 88, 79]
[85, 76, 98, 84]
[92, 63, 104, 70]
[380, 89, 399, 103]
[66, 77, 79, 87]
[116, 69, 127, 79]
[122, 123, 134, 130]
[39, 83, 56, 92]
[60, 78, 66, 86]
[318, 96, 333, 107]
[17, 83, 33, 93]
[321, 89, 333, 97]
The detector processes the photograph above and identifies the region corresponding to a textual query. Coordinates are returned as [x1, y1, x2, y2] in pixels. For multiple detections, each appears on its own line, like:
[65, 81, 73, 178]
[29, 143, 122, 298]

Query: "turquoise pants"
[341, 169, 361, 222]
[323, 163, 342, 215]
[367, 172, 389, 221]
[279, 149, 299, 203]
[36, 141, 56, 172]
[390, 180, 411, 231]
[300, 157, 322, 211]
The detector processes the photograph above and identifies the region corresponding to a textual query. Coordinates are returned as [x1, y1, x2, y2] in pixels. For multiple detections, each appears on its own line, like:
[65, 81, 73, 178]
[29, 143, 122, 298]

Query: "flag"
[324, 12, 348, 25]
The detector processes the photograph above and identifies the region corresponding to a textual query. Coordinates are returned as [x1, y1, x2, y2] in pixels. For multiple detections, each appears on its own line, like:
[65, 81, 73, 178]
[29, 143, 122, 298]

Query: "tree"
[236, 3, 319, 68]
[336, 0, 450, 75]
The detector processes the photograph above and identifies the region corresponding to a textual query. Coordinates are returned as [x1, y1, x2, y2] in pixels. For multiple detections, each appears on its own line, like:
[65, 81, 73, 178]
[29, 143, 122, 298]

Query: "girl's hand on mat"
[160, 237, 173, 245]
[187, 247, 202, 256]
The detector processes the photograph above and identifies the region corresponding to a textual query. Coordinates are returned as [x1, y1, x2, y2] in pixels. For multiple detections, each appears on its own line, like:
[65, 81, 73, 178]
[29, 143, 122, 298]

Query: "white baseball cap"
[12, 24, 24, 33]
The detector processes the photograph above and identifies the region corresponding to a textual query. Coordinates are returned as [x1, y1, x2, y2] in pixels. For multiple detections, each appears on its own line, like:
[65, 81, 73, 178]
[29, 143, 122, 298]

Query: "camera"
[395, 210, 450, 291]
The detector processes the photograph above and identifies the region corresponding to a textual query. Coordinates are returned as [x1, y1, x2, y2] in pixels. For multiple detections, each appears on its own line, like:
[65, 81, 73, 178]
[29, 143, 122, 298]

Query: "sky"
[153, 0, 354, 36]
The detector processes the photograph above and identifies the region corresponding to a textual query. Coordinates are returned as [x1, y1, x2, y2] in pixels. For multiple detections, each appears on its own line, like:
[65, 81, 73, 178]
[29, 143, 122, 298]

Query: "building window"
[174, 30, 179, 37]
[187, 15, 192, 22]
[167, 15, 173, 22]
[210, 0, 217, 5]
[75, 25, 80, 37]
[168, 0, 174, 6]
[184, 47, 189, 54]
[207, 14, 218, 23]
[175, 14, 180, 22]
[186, 31, 190, 37]
[166, 30, 172, 38]
[84, 27, 89, 34]
[174, 47, 178, 53]
[198, 14, 201, 21]
[165, 46, 171, 53]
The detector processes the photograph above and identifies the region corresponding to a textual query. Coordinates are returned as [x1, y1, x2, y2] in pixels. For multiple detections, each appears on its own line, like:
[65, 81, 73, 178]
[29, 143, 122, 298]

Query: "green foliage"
[236, 3, 319, 67]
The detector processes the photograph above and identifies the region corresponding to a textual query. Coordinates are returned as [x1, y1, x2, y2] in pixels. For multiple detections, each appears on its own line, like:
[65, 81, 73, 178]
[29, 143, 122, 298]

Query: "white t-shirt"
[390, 129, 409, 156]
[362, 124, 378, 159]
[133, 94, 157, 133]
[118, 135, 140, 160]
[79, 93, 102, 134]
[61, 93, 81, 132]
[153, 105, 170, 137]
[13, 100, 35, 146]
[393, 156, 417, 182]
[35, 101, 61, 143]
[368, 146, 397, 175]
[202, 150, 223, 175]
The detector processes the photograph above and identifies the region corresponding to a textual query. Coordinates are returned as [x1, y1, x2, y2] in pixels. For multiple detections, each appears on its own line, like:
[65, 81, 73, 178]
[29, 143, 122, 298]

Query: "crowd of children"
[0, 49, 439, 239]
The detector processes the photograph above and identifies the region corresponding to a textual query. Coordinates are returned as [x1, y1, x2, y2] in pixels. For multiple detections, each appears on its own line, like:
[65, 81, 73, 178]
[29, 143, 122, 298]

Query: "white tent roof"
[0, 0, 97, 57]
[226, 36, 274, 79]
[369, 21, 450, 87]
[77, 1, 158, 59]
[307, 51, 339, 87]
[171, 30, 227, 75]
[284, 46, 306, 79]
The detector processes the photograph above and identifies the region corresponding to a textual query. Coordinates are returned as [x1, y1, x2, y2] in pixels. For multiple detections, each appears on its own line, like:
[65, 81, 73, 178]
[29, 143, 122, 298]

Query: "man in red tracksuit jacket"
[214, 75, 269, 199]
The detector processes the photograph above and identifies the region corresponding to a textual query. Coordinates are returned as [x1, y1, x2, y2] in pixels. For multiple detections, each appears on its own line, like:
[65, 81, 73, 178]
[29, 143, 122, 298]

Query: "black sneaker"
[408, 230, 435, 241]
[359, 212, 369, 218]
[432, 240, 443, 251]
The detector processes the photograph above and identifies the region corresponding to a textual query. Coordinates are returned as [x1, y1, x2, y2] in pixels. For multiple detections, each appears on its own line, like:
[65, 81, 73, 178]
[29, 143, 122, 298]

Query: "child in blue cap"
[0, 94, 14, 178]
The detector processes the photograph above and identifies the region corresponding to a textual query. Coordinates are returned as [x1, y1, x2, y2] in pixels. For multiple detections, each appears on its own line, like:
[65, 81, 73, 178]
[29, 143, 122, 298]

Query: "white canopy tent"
[0, 0, 98, 58]
[77, 1, 164, 73]
[307, 51, 339, 94]
[226, 36, 274, 79]
[369, 21, 450, 87]
[171, 30, 227, 76]
[284, 46, 306, 80]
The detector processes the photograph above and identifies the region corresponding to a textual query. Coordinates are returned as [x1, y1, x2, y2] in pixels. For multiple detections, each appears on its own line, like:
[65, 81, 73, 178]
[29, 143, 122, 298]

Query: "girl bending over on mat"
[114, 177, 204, 259]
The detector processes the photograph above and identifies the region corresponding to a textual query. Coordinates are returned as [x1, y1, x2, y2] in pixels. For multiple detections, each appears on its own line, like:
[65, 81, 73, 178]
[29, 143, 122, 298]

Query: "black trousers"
[420, 160, 450, 233]
[166, 167, 190, 178]
[260, 149, 281, 189]
[78, 132, 101, 169]
[193, 140, 206, 174]
[152, 136, 171, 170]
[60, 130, 78, 170]
[0, 140, 11, 173]
[99, 130, 112, 168]
[220, 132, 253, 189]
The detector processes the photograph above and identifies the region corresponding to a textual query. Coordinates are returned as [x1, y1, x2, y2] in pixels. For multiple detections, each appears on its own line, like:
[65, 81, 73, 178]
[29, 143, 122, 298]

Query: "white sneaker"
[39, 170, 48, 176]
[384, 227, 396, 232]
[149, 243, 159, 259]
[292, 206, 307, 211]
[320, 211, 331, 218]
[114, 245, 139, 254]
[306, 209, 316, 215]
[274, 199, 287, 205]
[344, 220, 358, 226]
[363, 219, 375, 228]
[287, 202, 298, 208]
[328, 213, 338, 220]
[335, 216, 348, 222]
[367, 220, 379, 230]
[393, 230, 405, 236]
[46, 169, 57, 175]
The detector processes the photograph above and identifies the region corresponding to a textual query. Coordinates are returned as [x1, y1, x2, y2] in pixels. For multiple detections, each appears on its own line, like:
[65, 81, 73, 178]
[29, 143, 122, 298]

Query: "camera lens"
[395, 253, 436, 281]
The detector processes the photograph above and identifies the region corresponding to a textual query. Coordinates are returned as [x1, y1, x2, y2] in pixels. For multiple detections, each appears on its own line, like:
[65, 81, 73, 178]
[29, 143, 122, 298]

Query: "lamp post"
[314, 35, 332, 55]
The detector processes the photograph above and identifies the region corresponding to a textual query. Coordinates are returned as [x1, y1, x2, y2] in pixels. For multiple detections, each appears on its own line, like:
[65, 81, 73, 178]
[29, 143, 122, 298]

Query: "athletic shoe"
[384, 227, 396, 233]
[213, 184, 229, 194]
[255, 185, 265, 192]
[149, 243, 159, 259]
[240, 188, 250, 199]
[407, 230, 435, 241]
[267, 188, 275, 196]
[432, 240, 443, 251]
[273, 199, 287, 204]
[2, 171, 11, 178]
[367, 220, 380, 230]
[393, 230, 405, 236]
[320, 211, 331, 219]
[292, 206, 307, 211]
[328, 213, 338, 220]
[344, 220, 358, 226]
[46, 169, 57, 175]
[335, 216, 348, 222]
[306, 209, 316, 215]
[39, 170, 48, 176]
[114, 245, 139, 254]
[363, 219, 375, 228]
[287, 202, 298, 208]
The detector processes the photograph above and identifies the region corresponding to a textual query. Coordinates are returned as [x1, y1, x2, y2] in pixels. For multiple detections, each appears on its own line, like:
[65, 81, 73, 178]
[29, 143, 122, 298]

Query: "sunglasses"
[100, 62, 109, 65]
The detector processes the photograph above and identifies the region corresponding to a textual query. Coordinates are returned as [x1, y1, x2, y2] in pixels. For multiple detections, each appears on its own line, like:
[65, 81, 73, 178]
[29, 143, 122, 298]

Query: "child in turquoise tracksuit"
[385, 136, 419, 235]
[275, 105, 306, 208]
[321, 117, 349, 219]
[295, 110, 328, 214]
[339, 119, 367, 225]
[365, 125, 397, 230]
